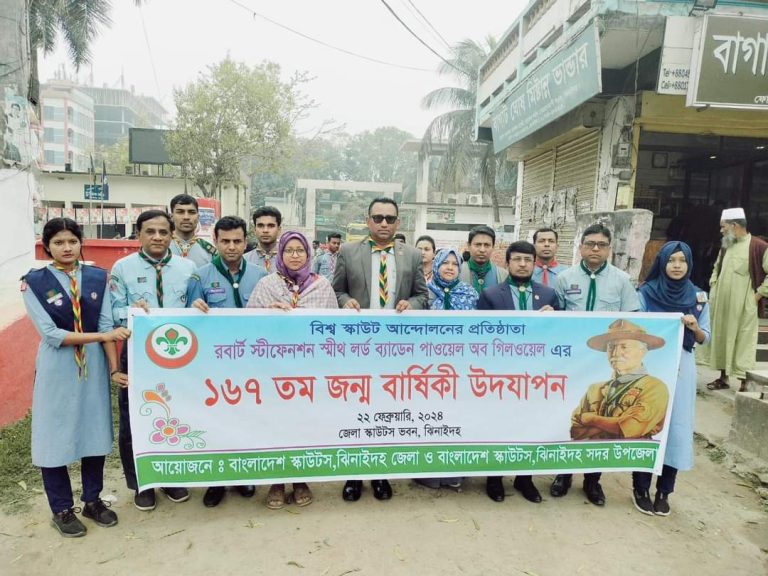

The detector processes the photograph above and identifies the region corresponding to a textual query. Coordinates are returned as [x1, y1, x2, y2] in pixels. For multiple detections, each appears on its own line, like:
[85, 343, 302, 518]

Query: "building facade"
[476, 0, 768, 283]
[40, 81, 95, 172]
[80, 85, 167, 146]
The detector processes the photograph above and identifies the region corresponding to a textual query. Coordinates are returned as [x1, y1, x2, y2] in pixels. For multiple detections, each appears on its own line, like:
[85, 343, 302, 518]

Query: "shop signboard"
[491, 22, 601, 153]
[657, 17, 696, 96]
[688, 14, 768, 109]
[426, 208, 456, 224]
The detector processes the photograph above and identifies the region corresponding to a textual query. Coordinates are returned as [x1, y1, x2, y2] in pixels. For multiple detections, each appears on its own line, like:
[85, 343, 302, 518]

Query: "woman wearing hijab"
[427, 248, 479, 311]
[247, 230, 338, 508]
[416, 248, 478, 490]
[632, 241, 710, 517]
[22, 218, 130, 537]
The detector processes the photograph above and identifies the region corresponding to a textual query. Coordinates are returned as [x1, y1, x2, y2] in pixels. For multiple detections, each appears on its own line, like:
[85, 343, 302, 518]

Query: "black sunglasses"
[370, 215, 397, 224]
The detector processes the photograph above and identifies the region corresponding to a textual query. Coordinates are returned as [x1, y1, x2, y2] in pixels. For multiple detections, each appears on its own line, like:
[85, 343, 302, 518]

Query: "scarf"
[138, 250, 172, 307]
[535, 258, 558, 286]
[275, 231, 315, 304]
[580, 260, 607, 312]
[468, 258, 492, 293]
[53, 261, 86, 379]
[212, 255, 246, 308]
[428, 248, 478, 311]
[507, 277, 531, 310]
[639, 241, 701, 351]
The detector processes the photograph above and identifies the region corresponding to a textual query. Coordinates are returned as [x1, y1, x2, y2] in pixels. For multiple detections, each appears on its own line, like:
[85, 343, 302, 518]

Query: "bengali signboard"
[491, 22, 602, 153]
[688, 14, 768, 109]
[129, 310, 683, 491]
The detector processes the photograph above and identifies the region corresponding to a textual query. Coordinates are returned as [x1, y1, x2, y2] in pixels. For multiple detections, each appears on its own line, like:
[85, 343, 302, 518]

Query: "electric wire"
[226, 0, 433, 72]
[405, 0, 450, 49]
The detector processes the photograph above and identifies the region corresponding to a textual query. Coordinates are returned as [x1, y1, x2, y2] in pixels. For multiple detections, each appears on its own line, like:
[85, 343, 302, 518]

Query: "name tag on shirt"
[46, 290, 64, 304]
[565, 287, 582, 295]
[137, 277, 147, 283]
[207, 287, 226, 295]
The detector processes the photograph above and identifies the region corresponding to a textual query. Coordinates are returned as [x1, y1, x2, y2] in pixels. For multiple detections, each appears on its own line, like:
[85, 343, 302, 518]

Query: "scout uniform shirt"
[110, 251, 197, 327]
[186, 259, 267, 308]
[532, 263, 568, 287]
[169, 236, 218, 268]
[555, 262, 640, 312]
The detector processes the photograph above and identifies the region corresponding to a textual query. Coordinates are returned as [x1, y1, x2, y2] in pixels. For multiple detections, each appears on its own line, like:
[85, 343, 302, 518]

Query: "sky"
[39, 0, 525, 138]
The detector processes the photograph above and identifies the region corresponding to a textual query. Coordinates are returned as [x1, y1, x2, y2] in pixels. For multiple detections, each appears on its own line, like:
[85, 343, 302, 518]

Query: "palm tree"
[421, 37, 514, 225]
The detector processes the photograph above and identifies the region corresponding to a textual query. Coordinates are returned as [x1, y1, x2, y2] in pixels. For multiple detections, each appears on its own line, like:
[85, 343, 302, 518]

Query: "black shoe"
[82, 499, 118, 527]
[203, 486, 226, 508]
[235, 485, 256, 498]
[653, 491, 671, 516]
[51, 508, 87, 538]
[134, 489, 156, 511]
[583, 481, 606, 506]
[513, 476, 542, 503]
[632, 488, 654, 515]
[342, 480, 362, 502]
[371, 479, 392, 501]
[486, 476, 505, 502]
[550, 474, 572, 497]
[161, 487, 190, 503]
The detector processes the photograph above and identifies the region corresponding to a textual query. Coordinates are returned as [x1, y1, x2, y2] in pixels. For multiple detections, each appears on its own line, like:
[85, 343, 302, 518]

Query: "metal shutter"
[520, 149, 554, 243]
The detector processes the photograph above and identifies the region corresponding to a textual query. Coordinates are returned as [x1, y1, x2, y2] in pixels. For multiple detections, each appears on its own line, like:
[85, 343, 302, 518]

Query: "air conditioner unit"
[468, 194, 482, 205]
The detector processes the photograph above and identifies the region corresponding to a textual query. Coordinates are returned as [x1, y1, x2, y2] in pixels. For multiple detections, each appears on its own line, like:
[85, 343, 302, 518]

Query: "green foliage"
[167, 58, 304, 198]
[422, 37, 516, 223]
[28, 0, 113, 69]
[96, 137, 128, 175]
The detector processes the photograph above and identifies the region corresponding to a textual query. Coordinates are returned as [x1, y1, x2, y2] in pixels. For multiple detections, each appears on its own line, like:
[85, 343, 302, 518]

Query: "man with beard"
[168, 194, 217, 267]
[532, 227, 568, 287]
[245, 206, 281, 272]
[704, 207, 768, 392]
[477, 240, 559, 503]
[550, 223, 640, 506]
[187, 216, 267, 507]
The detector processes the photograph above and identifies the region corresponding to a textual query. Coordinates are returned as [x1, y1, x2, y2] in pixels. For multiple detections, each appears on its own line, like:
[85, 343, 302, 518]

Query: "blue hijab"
[428, 248, 479, 310]
[639, 241, 702, 351]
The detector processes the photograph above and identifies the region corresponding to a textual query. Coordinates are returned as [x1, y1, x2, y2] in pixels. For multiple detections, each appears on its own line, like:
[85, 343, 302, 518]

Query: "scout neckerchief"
[173, 234, 197, 258]
[535, 258, 558, 286]
[212, 255, 246, 308]
[277, 273, 301, 308]
[369, 238, 395, 307]
[507, 277, 531, 310]
[138, 250, 172, 307]
[255, 246, 276, 272]
[53, 261, 86, 379]
[580, 260, 608, 312]
[468, 259, 492, 293]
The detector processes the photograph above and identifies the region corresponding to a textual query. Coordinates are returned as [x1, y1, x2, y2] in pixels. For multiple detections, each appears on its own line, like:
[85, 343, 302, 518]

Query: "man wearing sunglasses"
[550, 222, 640, 507]
[332, 197, 428, 502]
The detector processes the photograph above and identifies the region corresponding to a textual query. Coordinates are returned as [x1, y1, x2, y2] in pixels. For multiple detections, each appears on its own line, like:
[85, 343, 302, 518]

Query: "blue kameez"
[23, 264, 114, 468]
[640, 292, 711, 471]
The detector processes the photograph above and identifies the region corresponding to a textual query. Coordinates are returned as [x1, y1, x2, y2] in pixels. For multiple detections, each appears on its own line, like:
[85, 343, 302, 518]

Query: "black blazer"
[477, 280, 560, 311]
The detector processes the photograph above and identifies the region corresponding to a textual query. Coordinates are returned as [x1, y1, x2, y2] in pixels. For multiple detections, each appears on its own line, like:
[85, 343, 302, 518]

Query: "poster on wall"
[103, 208, 116, 225]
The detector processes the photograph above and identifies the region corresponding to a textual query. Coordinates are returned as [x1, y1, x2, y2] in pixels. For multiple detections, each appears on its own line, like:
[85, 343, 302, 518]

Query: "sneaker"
[83, 498, 118, 527]
[653, 491, 671, 516]
[51, 508, 87, 538]
[632, 488, 654, 516]
[134, 489, 156, 511]
[161, 487, 190, 503]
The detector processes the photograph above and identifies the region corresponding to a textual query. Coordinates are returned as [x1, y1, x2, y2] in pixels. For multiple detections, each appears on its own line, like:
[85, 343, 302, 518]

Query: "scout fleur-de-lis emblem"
[155, 327, 189, 356]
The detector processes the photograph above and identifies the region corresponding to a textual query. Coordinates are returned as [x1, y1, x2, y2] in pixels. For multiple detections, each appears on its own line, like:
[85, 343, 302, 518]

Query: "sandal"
[738, 380, 748, 392]
[706, 379, 729, 390]
[291, 483, 313, 507]
[266, 484, 285, 509]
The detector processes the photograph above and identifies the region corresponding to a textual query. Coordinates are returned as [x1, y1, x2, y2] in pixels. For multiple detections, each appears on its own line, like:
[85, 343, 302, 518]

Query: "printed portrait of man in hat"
[570, 319, 670, 441]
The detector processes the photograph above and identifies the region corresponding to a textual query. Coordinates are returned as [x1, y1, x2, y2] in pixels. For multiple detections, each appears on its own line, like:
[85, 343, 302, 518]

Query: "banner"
[128, 310, 683, 491]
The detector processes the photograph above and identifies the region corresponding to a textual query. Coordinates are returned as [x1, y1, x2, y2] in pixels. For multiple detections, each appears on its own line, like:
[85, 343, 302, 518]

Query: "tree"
[343, 127, 415, 186]
[421, 38, 516, 224]
[96, 137, 128, 174]
[167, 58, 305, 198]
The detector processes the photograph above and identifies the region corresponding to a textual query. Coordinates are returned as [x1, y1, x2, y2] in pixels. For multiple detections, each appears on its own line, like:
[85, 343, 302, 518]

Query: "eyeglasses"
[583, 241, 610, 250]
[509, 256, 534, 264]
[284, 248, 307, 256]
[370, 215, 398, 224]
